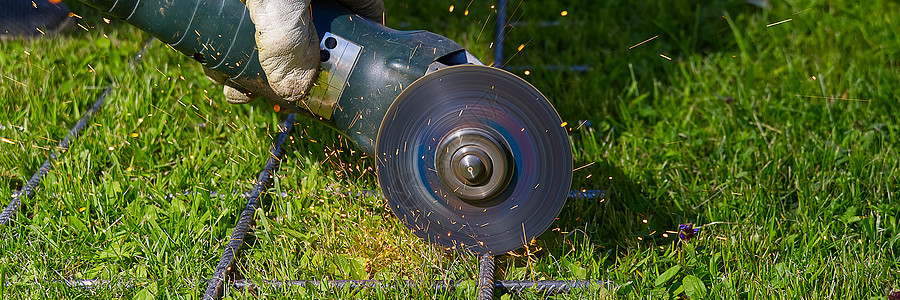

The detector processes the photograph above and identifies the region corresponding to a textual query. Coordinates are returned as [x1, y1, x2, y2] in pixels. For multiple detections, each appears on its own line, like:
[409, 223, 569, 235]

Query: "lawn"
[1, 0, 898, 298]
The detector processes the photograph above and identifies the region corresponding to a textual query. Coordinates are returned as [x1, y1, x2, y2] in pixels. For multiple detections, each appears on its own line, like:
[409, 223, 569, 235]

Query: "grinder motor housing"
[82, 0, 482, 155]
[81, 0, 574, 254]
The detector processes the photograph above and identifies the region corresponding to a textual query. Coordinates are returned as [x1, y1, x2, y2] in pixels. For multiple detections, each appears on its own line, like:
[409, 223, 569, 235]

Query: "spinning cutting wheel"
[376, 65, 573, 254]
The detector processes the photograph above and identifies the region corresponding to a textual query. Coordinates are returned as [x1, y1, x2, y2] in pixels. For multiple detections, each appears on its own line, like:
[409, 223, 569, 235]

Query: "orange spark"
[629, 35, 658, 49]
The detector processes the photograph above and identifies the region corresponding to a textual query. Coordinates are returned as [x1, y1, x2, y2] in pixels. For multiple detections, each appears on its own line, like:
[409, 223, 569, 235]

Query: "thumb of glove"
[204, 67, 256, 104]
[245, 0, 320, 104]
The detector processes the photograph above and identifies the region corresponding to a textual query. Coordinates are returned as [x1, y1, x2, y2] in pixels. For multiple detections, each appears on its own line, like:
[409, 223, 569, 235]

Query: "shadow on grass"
[488, 0, 775, 268]
[503, 0, 768, 123]
[543, 159, 683, 253]
[495, 157, 687, 281]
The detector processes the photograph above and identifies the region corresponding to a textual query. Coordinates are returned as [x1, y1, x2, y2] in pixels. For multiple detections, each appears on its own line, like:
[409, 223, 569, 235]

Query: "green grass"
[1, 0, 899, 298]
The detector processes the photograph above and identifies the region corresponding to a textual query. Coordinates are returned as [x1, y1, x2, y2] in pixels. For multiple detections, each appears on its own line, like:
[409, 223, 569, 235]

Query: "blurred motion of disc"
[376, 65, 572, 254]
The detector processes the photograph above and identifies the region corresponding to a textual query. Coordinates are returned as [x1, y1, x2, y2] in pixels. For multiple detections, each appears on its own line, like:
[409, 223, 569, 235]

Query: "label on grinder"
[306, 32, 362, 119]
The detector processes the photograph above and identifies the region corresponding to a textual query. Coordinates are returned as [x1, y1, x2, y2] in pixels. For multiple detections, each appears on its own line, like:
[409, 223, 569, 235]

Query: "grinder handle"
[82, 0, 470, 156]
[80, 0, 350, 93]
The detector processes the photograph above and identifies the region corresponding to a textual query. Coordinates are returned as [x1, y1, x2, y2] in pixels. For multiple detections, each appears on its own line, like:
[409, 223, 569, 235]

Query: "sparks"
[629, 35, 658, 49]
[796, 94, 871, 102]
[572, 161, 595, 172]
[766, 18, 792, 28]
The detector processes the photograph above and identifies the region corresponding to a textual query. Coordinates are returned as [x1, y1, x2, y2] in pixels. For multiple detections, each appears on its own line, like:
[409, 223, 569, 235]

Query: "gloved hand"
[206, 0, 384, 105]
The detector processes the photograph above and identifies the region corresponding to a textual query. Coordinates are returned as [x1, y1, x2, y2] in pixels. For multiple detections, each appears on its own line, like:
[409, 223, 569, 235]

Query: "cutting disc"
[376, 65, 572, 254]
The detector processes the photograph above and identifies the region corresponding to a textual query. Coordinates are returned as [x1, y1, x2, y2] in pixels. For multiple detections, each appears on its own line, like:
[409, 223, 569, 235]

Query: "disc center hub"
[436, 128, 513, 203]
[453, 148, 491, 185]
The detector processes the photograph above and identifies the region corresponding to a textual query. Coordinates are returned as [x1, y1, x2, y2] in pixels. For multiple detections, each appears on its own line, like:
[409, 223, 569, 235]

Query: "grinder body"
[83, 0, 573, 255]
[82, 0, 478, 155]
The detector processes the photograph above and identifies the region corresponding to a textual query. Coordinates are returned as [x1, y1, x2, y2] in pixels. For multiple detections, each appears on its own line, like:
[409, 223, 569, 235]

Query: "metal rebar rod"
[202, 114, 297, 300]
[505, 64, 592, 72]
[0, 38, 154, 227]
[477, 253, 496, 300]
[567, 189, 606, 200]
[162, 189, 605, 201]
[13, 277, 610, 294]
[14, 277, 610, 296]
[0, 91, 112, 228]
[231, 278, 610, 294]
[493, 0, 507, 67]
[495, 280, 602, 294]
[230, 279, 457, 291]
[350, 189, 607, 200]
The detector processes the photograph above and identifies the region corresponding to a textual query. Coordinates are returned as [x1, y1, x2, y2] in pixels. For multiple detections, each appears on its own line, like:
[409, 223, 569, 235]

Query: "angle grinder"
[81, 0, 572, 254]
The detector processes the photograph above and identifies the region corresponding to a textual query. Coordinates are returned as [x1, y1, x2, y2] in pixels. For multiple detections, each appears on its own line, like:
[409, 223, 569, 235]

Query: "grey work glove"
[207, 0, 385, 105]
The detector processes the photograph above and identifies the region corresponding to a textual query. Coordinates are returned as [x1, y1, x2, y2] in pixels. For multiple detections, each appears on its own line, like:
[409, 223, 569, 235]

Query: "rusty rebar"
[0, 38, 154, 227]
[477, 253, 496, 300]
[19, 277, 609, 296]
[493, 0, 507, 67]
[202, 114, 296, 300]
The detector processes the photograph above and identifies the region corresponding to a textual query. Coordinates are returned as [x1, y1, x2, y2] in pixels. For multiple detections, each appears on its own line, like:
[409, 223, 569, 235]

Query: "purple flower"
[678, 223, 701, 241]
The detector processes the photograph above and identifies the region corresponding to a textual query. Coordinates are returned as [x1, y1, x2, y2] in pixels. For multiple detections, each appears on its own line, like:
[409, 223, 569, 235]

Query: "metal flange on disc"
[376, 65, 572, 254]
